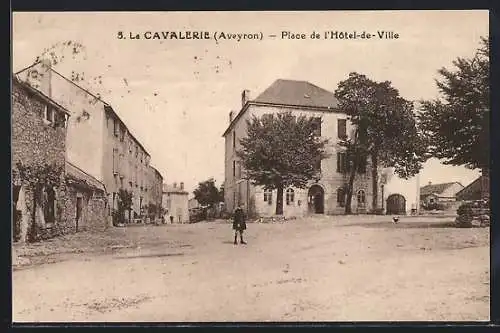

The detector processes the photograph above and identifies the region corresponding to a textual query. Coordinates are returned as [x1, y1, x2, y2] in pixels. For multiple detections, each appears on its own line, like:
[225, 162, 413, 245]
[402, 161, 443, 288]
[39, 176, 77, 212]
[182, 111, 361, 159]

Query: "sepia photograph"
[11, 10, 489, 322]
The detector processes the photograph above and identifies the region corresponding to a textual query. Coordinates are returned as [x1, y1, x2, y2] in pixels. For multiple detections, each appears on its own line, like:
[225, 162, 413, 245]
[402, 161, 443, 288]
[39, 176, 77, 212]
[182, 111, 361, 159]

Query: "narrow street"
[13, 216, 490, 322]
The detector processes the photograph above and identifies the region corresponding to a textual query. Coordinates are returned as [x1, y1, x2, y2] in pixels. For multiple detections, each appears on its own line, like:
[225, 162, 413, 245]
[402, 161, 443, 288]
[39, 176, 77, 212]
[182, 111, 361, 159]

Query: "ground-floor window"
[286, 188, 295, 205]
[264, 189, 272, 205]
[357, 189, 366, 207]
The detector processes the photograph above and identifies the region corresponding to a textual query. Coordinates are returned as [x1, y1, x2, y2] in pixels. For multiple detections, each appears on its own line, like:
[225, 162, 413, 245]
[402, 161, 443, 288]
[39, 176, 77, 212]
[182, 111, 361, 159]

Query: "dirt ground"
[12, 215, 490, 322]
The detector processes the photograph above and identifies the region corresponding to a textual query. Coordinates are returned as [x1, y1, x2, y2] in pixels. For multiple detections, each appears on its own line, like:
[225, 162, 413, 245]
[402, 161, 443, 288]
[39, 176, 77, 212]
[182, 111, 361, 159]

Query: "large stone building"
[146, 166, 164, 217]
[162, 182, 189, 223]
[12, 76, 107, 243]
[16, 61, 163, 220]
[222, 79, 379, 217]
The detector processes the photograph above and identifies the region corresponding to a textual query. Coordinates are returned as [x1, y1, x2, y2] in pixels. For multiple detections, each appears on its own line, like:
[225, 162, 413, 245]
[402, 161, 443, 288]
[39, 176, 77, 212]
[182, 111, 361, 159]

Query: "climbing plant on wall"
[14, 161, 64, 242]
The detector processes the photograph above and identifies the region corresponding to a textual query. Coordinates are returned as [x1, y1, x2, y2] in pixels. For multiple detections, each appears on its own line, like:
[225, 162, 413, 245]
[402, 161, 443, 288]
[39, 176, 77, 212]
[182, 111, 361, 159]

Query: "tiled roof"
[65, 161, 106, 192]
[420, 182, 461, 197]
[253, 79, 339, 109]
[162, 183, 188, 194]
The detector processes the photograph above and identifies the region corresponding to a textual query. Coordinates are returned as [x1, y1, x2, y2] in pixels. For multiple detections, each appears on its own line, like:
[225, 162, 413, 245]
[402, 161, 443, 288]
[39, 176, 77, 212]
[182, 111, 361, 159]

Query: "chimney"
[180, 182, 184, 190]
[229, 110, 234, 123]
[428, 181, 432, 186]
[173, 182, 177, 188]
[241, 89, 250, 107]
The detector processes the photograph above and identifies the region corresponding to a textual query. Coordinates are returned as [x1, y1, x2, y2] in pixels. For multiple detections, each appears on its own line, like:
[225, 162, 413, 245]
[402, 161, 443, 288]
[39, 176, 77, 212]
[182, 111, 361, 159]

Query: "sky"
[12, 10, 488, 204]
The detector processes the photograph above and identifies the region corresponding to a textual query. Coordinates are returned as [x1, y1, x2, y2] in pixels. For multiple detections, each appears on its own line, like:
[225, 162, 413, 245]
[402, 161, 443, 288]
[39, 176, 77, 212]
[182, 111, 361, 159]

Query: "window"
[113, 119, 119, 137]
[45, 105, 54, 123]
[118, 153, 124, 176]
[337, 152, 348, 173]
[232, 160, 236, 178]
[312, 117, 321, 137]
[54, 111, 67, 128]
[120, 129, 125, 142]
[357, 190, 366, 206]
[337, 187, 346, 207]
[264, 189, 272, 205]
[232, 130, 236, 149]
[112, 148, 119, 175]
[286, 188, 295, 205]
[337, 119, 347, 139]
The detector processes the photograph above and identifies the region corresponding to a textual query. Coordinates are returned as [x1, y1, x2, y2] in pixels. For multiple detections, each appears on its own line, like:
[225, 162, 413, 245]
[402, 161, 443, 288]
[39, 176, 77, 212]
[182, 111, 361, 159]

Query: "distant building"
[222, 79, 378, 217]
[162, 182, 189, 223]
[15, 60, 162, 220]
[146, 166, 164, 219]
[456, 174, 489, 202]
[419, 181, 464, 209]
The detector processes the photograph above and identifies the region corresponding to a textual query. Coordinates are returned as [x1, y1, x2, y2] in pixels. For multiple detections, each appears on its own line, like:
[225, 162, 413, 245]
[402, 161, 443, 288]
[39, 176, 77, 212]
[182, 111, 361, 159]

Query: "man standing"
[233, 205, 247, 245]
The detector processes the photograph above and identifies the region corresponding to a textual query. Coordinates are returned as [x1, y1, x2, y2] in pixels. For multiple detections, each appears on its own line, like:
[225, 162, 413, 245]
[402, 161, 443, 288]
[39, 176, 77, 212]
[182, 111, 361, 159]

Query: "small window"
[286, 188, 295, 205]
[112, 148, 119, 175]
[232, 130, 236, 149]
[44, 105, 54, 124]
[337, 152, 348, 173]
[232, 161, 236, 178]
[338, 119, 347, 139]
[357, 190, 366, 206]
[113, 119, 119, 137]
[264, 189, 273, 205]
[337, 187, 346, 207]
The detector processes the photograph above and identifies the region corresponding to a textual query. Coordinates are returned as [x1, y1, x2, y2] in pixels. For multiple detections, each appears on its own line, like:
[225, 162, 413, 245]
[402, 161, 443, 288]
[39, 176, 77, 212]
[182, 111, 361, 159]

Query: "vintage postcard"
[11, 10, 489, 322]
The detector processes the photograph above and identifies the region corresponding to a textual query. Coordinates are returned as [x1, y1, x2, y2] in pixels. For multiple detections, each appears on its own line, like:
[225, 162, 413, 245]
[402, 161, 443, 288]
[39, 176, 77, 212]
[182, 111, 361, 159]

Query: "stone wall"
[63, 184, 107, 232]
[12, 79, 74, 242]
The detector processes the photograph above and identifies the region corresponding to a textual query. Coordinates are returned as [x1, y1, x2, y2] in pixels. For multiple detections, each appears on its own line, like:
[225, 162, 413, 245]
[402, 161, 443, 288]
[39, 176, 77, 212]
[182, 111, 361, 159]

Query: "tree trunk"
[371, 152, 378, 211]
[345, 164, 357, 214]
[275, 184, 284, 215]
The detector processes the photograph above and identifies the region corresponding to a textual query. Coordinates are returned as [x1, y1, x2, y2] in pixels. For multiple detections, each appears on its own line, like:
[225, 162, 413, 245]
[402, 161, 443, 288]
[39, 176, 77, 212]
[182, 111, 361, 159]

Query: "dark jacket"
[232, 207, 246, 231]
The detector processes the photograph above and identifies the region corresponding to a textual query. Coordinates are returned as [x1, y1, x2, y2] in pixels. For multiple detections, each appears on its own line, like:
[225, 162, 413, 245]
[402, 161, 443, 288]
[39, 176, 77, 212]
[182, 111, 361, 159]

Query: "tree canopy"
[193, 178, 223, 208]
[334, 72, 425, 212]
[237, 112, 329, 215]
[418, 36, 489, 170]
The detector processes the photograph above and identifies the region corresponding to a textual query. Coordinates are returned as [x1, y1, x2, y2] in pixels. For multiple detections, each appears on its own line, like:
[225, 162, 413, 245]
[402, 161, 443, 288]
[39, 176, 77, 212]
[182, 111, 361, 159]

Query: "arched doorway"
[308, 185, 324, 214]
[386, 193, 406, 215]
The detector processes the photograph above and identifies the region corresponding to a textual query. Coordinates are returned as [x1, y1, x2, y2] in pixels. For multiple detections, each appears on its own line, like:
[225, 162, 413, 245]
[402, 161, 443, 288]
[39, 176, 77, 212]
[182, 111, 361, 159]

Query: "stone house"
[12, 76, 70, 242]
[222, 79, 378, 217]
[419, 181, 464, 210]
[65, 161, 107, 232]
[162, 182, 189, 223]
[12, 76, 109, 242]
[15, 61, 161, 221]
[456, 171, 489, 202]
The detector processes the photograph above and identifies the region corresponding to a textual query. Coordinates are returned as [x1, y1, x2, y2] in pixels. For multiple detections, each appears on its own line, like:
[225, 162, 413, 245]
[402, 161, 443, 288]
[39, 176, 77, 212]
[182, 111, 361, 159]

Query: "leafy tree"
[418, 37, 489, 170]
[193, 178, 223, 209]
[115, 189, 133, 225]
[334, 73, 425, 213]
[237, 112, 329, 215]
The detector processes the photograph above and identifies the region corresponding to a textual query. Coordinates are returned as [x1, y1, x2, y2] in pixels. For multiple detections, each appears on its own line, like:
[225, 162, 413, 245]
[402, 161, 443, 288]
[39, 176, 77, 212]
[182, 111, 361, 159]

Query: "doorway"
[308, 185, 325, 214]
[76, 197, 83, 232]
[386, 194, 406, 215]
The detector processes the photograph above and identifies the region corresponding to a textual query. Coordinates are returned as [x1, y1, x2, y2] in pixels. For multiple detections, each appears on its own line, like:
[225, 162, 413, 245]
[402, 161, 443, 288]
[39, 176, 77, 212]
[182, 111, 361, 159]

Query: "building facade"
[12, 76, 70, 242]
[146, 166, 164, 218]
[162, 182, 189, 223]
[16, 61, 162, 220]
[222, 79, 379, 217]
